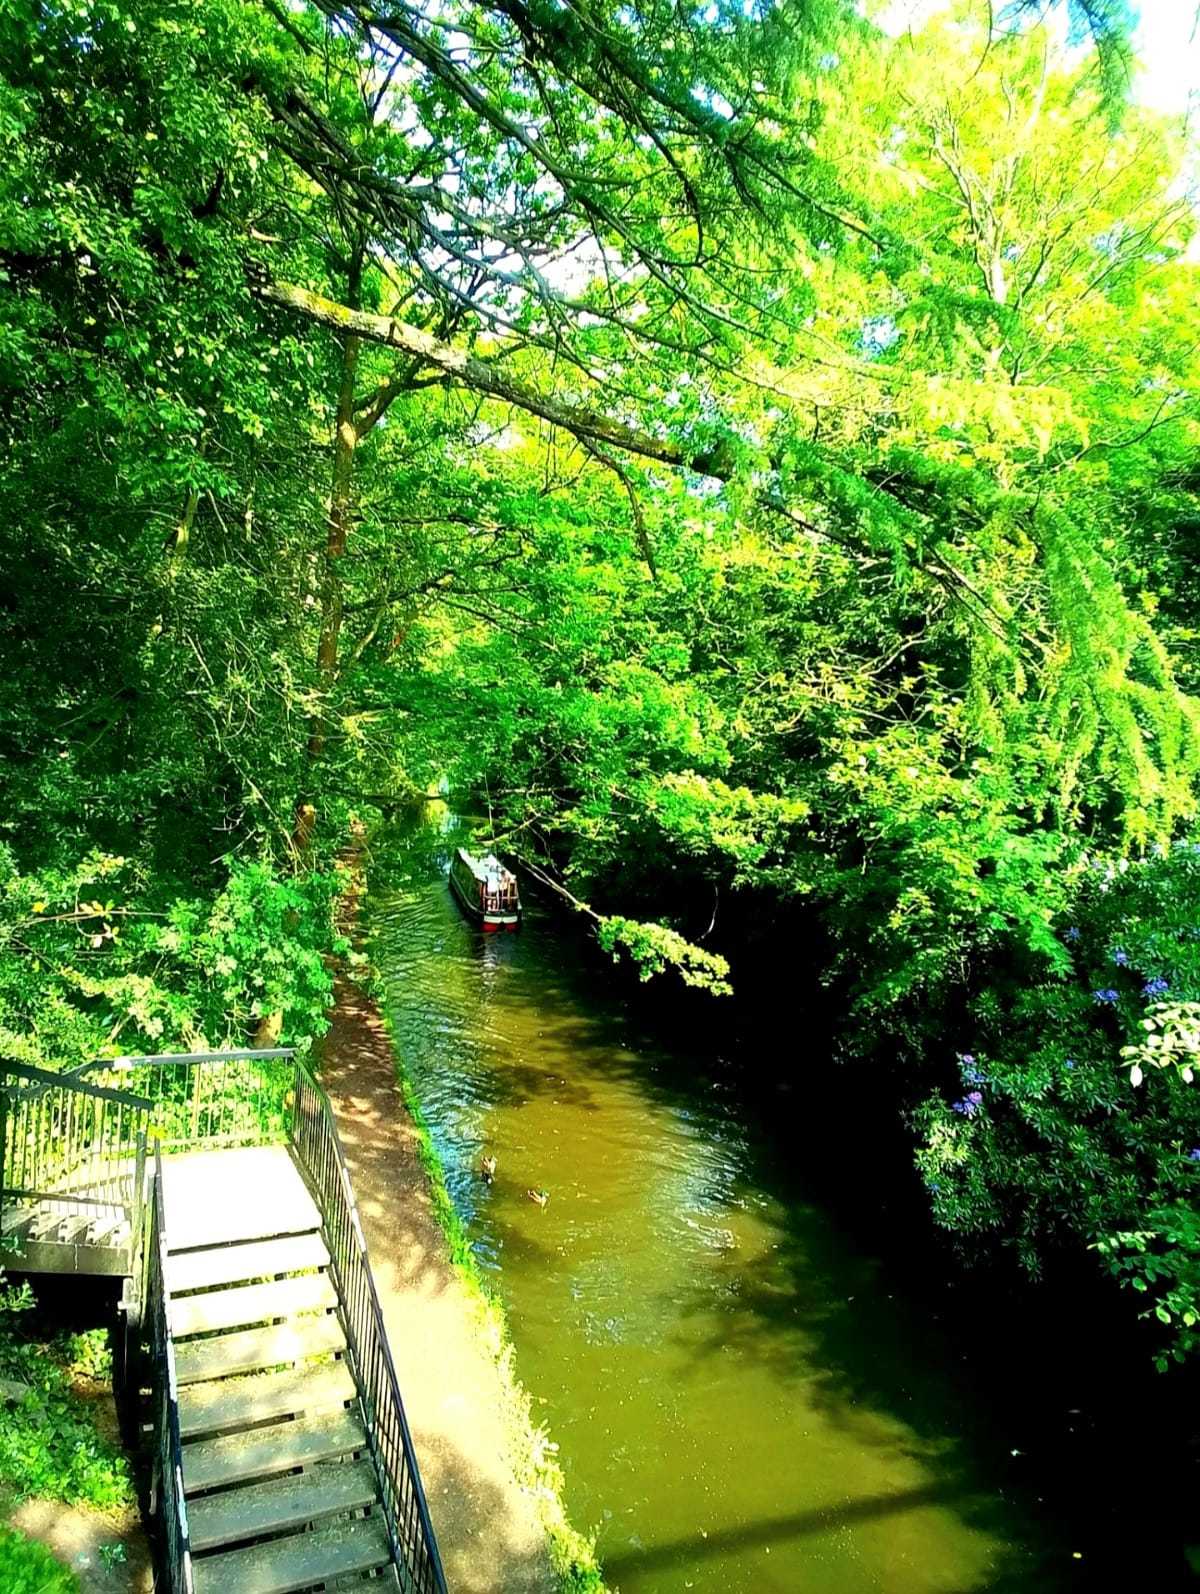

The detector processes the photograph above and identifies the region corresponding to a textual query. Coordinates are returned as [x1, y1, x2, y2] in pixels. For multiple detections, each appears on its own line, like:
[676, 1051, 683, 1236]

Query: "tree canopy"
[3, 0, 1200, 1364]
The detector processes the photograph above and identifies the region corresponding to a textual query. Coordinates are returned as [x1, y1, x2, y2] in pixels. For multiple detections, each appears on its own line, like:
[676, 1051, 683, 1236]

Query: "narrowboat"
[449, 848, 521, 931]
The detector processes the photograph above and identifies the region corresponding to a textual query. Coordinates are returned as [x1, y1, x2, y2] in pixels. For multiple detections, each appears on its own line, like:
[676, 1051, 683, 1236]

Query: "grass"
[383, 1016, 610, 1594]
[0, 1524, 79, 1594]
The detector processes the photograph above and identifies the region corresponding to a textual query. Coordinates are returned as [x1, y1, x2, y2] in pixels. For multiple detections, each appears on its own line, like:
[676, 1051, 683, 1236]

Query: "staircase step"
[87, 1213, 129, 1246]
[179, 1362, 356, 1439]
[191, 1517, 393, 1594]
[187, 1459, 378, 1552]
[162, 1148, 321, 1250]
[28, 1207, 68, 1240]
[1, 1208, 35, 1242]
[166, 1233, 330, 1296]
[184, 1410, 368, 1493]
[171, 1273, 337, 1339]
[175, 1315, 345, 1385]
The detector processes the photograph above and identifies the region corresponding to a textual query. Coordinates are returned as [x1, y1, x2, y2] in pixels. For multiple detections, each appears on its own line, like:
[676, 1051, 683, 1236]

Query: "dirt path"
[319, 968, 557, 1594]
[4, 1498, 152, 1594]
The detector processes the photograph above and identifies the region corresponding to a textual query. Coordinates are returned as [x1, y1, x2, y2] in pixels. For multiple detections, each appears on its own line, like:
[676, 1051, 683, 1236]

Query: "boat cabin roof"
[456, 847, 516, 887]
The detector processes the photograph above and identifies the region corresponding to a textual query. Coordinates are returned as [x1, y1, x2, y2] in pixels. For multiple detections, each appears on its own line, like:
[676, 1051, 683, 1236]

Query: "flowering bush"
[915, 841, 1200, 1368]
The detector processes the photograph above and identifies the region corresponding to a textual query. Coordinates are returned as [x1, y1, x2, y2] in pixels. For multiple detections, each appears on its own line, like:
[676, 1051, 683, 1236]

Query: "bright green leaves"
[641, 774, 810, 880]
[1121, 1001, 1200, 1090]
[1093, 1203, 1200, 1370]
[595, 915, 732, 995]
[0, 847, 342, 1068]
[1039, 502, 1200, 840]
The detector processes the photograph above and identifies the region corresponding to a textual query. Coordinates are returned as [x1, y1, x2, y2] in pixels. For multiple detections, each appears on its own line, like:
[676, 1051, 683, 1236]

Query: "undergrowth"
[0, 1525, 79, 1594]
[0, 1281, 132, 1511]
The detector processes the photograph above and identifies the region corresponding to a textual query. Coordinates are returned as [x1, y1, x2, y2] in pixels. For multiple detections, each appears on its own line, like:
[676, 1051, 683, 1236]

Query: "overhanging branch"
[257, 279, 716, 473]
[257, 277, 1020, 641]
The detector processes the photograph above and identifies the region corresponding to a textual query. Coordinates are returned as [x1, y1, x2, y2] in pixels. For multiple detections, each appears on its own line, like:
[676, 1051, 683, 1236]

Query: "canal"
[371, 814, 1192, 1593]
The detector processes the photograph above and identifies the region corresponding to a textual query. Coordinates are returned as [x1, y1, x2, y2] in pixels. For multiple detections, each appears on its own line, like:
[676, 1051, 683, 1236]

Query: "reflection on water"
[372, 817, 1070, 1594]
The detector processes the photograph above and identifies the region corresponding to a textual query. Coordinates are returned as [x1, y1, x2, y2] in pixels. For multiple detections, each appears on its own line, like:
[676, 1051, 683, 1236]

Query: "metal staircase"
[1, 1049, 446, 1594]
[0, 1060, 150, 1275]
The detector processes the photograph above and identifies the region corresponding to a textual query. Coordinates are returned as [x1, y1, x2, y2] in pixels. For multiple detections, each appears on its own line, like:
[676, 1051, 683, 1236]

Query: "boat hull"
[449, 861, 520, 931]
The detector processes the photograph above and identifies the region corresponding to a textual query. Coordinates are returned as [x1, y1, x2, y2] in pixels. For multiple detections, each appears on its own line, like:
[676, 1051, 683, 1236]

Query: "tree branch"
[258, 278, 707, 471]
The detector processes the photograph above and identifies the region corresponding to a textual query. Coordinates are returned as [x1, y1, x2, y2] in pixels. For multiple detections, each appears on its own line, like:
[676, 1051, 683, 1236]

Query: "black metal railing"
[76, 1049, 296, 1150]
[0, 1060, 150, 1249]
[291, 1056, 447, 1594]
[3, 1043, 444, 1593]
[144, 1141, 194, 1594]
[101, 1048, 445, 1594]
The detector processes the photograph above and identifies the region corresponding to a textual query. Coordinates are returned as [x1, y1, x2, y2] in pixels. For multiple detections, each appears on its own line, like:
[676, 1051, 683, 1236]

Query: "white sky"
[874, 1, 1200, 114]
[1132, 2, 1200, 115]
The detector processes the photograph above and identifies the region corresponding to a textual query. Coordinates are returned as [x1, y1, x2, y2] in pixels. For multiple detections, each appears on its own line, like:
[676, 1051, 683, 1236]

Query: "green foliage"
[1120, 999, 1200, 1088]
[0, 1526, 79, 1594]
[914, 842, 1200, 1362]
[58, 1331, 113, 1386]
[98, 1541, 128, 1572]
[0, 1288, 132, 1510]
[0, 849, 344, 1067]
[595, 916, 732, 995]
[0, 0, 1192, 1420]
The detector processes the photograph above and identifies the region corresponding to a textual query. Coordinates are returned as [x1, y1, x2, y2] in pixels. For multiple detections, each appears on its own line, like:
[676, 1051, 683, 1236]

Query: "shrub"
[0, 1527, 79, 1594]
[915, 841, 1200, 1367]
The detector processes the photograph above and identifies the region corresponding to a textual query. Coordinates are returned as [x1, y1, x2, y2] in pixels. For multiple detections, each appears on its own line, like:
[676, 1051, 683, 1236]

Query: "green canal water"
[371, 815, 1188, 1593]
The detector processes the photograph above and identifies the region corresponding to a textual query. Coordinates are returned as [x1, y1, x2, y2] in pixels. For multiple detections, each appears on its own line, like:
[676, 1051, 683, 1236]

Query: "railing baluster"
[0, 1063, 152, 1251]
[136, 1144, 194, 1594]
[287, 1056, 446, 1594]
[2, 1048, 441, 1589]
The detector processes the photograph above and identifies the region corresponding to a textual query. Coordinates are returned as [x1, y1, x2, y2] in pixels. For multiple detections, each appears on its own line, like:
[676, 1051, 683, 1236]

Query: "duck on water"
[449, 847, 521, 932]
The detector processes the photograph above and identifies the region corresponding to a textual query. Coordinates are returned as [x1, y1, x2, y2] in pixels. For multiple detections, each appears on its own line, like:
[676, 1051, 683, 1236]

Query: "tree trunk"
[171, 486, 200, 562]
[307, 265, 363, 763]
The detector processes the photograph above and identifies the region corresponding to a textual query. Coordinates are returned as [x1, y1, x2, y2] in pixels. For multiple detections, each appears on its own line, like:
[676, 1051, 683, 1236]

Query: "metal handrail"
[94, 1048, 298, 1070]
[2, 1058, 154, 1107]
[2, 1045, 444, 1592]
[107, 1048, 444, 1592]
[0, 1060, 153, 1241]
[290, 1058, 448, 1594]
[81, 1050, 296, 1150]
[145, 1142, 194, 1594]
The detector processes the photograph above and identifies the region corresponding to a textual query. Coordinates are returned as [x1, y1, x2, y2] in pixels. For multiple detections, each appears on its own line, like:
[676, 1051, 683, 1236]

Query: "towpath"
[319, 967, 557, 1594]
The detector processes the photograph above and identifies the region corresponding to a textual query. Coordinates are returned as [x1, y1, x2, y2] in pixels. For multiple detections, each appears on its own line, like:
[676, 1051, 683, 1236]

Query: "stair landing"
[161, 1145, 320, 1249]
[161, 1144, 398, 1594]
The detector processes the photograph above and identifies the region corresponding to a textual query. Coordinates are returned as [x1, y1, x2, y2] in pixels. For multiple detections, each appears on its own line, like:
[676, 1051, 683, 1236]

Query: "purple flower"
[1093, 989, 1119, 1005]
[930, 1182, 941, 1192]
[959, 1054, 986, 1084]
[1111, 948, 1129, 967]
[1143, 977, 1170, 999]
[1065, 926, 1082, 942]
[1188, 1149, 1200, 1162]
[952, 1097, 981, 1118]
[1064, 1058, 1076, 1070]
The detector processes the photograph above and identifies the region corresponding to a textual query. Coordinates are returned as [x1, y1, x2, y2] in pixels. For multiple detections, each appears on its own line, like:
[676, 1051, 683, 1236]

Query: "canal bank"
[319, 862, 605, 1594]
